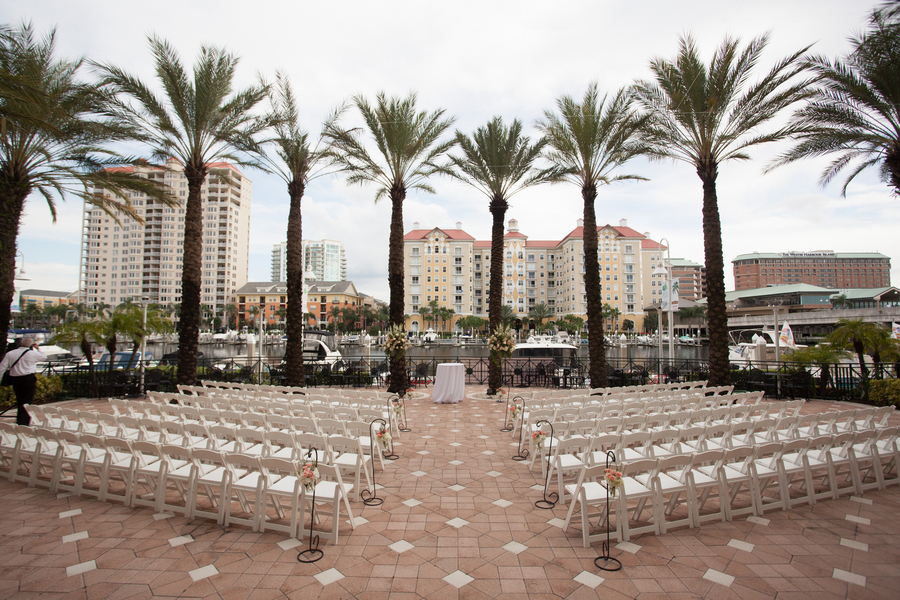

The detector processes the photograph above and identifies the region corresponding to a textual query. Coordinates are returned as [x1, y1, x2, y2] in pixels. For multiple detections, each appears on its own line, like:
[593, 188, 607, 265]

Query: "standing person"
[0, 337, 47, 425]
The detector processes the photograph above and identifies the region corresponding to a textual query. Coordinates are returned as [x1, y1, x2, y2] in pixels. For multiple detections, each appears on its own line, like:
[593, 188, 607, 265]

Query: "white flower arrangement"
[509, 402, 522, 421]
[532, 430, 547, 451]
[376, 425, 392, 449]
[488, 325, 515, 366]
[392, 401, 404, 417]
[382, 324, 410, 356]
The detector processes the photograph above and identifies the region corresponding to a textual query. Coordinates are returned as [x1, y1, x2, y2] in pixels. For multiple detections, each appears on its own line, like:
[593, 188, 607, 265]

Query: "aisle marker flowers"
[299, 461, 320, 493]
[605, 468, 624, 498]
[532, 430, 547, 451]
[376, 425, 392, 449]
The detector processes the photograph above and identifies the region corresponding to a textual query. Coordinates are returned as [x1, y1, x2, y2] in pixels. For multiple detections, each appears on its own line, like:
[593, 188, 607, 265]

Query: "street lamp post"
[258, 301, 265, 382]
[140, 296, 149, 396]
[653, 238, 676, 375]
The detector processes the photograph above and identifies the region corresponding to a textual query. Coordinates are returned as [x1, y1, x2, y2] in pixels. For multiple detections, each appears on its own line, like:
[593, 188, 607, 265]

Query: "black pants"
[10, 373, 36, 425]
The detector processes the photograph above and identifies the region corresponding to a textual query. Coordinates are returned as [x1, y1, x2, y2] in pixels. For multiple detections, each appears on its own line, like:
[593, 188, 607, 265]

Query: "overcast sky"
[7, 0, 897, 304]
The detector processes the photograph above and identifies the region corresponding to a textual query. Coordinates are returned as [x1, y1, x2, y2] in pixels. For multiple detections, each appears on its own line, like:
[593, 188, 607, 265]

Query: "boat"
[728, 328, 805, 366]
[301, 330, 343, 365]
[512, 334, 578, 361]
[422, 328, 438, 344]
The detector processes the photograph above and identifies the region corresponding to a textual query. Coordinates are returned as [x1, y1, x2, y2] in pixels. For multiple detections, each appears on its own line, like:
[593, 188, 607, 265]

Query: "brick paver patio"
[1, 387, 898, 599]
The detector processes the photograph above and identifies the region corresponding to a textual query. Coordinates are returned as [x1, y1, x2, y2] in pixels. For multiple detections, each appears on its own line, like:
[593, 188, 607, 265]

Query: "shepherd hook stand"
[511, 400, 530, 461]
[297, 447, 323, 563]
[533, 420, 558, 509]
[362, 418, 388, 506]
[501, 396, 523, 433]
[391, 394, 411, 433]
[594, 450, 622, 572]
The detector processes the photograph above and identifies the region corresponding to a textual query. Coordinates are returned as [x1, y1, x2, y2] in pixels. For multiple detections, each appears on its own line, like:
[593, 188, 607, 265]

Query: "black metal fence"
[36, 353, 896, 403]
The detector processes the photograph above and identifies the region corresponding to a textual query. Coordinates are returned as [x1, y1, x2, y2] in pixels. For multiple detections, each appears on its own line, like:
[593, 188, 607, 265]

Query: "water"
[129, 338, 710, 364]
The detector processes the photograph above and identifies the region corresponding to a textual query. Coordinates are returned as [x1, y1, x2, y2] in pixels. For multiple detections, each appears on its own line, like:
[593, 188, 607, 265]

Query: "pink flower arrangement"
[532, 430, 547, 451]
[298, 461, 320, 493]
[376, 425, 392, 449]
[604, 468, 624, 497]
[509, 402, 522, 421]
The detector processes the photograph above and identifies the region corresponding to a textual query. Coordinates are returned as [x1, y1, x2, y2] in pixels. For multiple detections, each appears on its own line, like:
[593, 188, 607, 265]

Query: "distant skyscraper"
[79, 158, 251, 313]
[271, 239, 347, 282]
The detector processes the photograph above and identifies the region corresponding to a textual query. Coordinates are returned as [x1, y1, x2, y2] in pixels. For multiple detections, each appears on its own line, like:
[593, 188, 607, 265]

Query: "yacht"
[728, 328, 804, 365]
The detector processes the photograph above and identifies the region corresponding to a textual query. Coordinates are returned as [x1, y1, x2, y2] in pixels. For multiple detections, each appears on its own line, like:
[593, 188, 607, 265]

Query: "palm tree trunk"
[387, 183, 407, 394]
[0, 186, 27, 363]
[698, 162, 731, 386]
[487, 194, 507, 394]
[582, 184, 608, 389]
[176, 166, 208, 386]
[284, 179, 305, 387]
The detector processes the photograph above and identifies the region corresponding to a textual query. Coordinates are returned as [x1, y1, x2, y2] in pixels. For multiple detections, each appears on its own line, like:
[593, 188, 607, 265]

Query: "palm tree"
[770, 8, 900, 195]
[222, 303, 237, 329]
[603, 304, 623, 334]
[632, 34, 812, 386]
[53, 320, 102, 397]
[96, 36, 270, 386]
[122, 304, 174, 372]
[447, 116, 553, 392]
[528, 303, 553, 332]
[328, 305, 342, 332]
[263, 74, 340, 387]
[789, 344, 850, 396]
[417, 305, 430, 332]
[0, 24, 169, 360]
[537, 85, 649, 389]
[830, 293, 852, 309]
[325, 92, 454, 394]
[828, 318, 884, 398]
[500, 305, 516, 328]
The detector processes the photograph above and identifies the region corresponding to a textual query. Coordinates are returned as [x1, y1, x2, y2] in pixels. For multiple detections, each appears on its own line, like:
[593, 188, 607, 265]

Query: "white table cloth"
[433, 363, 465, 404]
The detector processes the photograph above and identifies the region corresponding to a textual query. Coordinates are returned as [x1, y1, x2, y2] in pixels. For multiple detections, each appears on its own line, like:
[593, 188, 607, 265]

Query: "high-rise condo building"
[79, 158, 251, 315]
[271, 240, 347, 283]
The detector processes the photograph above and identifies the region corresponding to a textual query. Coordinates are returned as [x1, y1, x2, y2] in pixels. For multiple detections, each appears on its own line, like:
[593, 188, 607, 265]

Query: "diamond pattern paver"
[2, 392, 900, 600]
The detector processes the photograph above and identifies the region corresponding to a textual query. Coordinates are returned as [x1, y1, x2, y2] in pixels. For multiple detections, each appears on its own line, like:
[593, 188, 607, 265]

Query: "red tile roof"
[403, 227, 475, 241]
[561, 225, 647, 241]
[641, 239, 668, 250]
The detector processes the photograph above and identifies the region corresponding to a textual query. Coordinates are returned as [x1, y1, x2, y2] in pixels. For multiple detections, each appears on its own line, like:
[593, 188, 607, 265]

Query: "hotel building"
[403, 218, 684, 333]
[732, 251, 891, 290]
[79, 158, 251, 313]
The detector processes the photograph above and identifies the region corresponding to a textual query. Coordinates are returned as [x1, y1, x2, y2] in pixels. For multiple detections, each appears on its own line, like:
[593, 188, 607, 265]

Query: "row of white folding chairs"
[519, 394, 783, 439]
[589, 380, 710, 397]
[121, 396, 391, 425]
[0, 424, 355, 543]
[158, 389, 393, 413]
[523, 401, 808, 445]
[525, 390, 760, 417]
[560, 426, 899, 547]
[29, 404, 391, 455]
[529, 407, 894, 477]
[196, 382, 396, 402]
[9, 415, 378, 500]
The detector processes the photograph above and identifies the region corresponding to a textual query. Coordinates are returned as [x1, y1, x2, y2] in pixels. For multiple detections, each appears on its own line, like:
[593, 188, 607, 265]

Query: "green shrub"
[0, 374, 65, 409]
[869, 379, 900, 407]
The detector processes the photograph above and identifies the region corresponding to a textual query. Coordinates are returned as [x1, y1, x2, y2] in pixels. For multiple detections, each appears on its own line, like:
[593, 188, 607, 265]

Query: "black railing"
[31, 354, 897, 403]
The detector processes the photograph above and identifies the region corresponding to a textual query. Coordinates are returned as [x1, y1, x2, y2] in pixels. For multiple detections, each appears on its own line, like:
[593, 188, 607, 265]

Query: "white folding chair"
[328, 435, 372, 503]
[616, 457, 659, 542]
[223, 454, 264, 531]
[259, 457, 304, 538]
[305, 463, 354, 544]
[562, 464, 621, 548]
